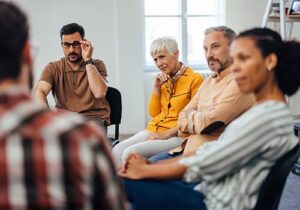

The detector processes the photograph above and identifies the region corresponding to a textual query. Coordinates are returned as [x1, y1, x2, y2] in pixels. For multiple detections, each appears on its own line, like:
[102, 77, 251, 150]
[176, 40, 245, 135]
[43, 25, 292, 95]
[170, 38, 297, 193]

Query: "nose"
[231, 60, 240, 73]
[69, 45, 75, 51]
[206, 48, 213, 58]
[156, 58, 163, 67]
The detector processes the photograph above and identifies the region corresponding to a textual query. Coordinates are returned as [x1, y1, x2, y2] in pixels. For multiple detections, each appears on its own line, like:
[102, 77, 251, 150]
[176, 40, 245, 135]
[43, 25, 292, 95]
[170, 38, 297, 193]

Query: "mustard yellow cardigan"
[146, 67, 203, 132]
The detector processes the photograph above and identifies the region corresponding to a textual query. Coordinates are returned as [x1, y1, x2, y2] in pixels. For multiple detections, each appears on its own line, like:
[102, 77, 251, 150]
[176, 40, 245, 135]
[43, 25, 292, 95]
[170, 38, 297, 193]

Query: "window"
[144, 0, 224, 70]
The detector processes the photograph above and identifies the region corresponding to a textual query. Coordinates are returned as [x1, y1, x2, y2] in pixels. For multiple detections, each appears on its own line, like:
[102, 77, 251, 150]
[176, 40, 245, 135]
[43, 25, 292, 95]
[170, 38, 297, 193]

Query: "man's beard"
[207, 57, 231, 73]
[67, 52, 82, 63]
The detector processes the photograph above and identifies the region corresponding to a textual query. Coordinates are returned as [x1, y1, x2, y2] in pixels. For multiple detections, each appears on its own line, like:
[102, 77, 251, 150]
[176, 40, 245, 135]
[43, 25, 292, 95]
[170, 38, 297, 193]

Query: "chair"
[105, 86, 122, 146]
[292, 123, 300, 176]
[253, 143, 300, 210]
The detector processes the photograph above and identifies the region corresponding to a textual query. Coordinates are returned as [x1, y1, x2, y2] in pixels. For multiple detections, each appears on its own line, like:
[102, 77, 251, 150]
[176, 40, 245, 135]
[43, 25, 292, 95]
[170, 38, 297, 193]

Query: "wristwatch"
[84, 58, 94, 65]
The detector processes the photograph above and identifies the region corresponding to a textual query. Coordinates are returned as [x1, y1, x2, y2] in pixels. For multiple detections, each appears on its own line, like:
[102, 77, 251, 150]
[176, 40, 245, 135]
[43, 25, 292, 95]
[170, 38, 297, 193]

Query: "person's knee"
[112, 143, 125, 165]
[121, 146, 137, 162]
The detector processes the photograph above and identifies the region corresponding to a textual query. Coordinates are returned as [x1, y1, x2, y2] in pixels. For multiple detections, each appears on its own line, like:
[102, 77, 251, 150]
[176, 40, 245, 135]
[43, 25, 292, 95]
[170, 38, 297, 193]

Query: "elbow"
[200, 121, 225, 134]
[149, 111, 155, 118]
[94, 85, 108, 99]
[94, 89, 107, 99]
[94, 92, 106, 99]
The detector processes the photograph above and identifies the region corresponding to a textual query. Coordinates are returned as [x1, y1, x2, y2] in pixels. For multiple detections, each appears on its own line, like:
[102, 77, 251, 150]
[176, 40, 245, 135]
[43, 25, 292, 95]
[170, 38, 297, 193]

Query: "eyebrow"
[204, 41, 220, 48]
[62, 41, 81, 43]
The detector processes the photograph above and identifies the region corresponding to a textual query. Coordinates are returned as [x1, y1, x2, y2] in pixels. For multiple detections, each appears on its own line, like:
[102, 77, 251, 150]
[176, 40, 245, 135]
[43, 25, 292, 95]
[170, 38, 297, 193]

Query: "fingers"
[80, 40, 94, 52]
[156, 73, 170, 83]
[146, 133, 155, 141]
[119, 151, 138, 173]
[80, 40, 91, 47]
[80, 40, 93, 60]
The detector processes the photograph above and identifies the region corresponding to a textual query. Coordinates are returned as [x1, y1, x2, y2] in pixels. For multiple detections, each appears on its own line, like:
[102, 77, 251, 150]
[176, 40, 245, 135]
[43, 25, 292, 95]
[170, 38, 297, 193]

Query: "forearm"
[34, 89, 49, 108]
[86, 64, 107, 98]
[142, 158, 187, 180]
[164, 127, 178, 138]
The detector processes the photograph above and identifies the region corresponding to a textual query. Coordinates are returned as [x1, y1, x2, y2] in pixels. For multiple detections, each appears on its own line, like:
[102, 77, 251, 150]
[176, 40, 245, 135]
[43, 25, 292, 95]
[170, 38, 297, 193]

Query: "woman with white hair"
[113, 36, 203, 166]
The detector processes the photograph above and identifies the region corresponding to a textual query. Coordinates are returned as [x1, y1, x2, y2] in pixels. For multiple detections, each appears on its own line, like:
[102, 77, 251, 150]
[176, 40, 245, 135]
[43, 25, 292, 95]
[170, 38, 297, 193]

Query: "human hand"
[178, 129, 189, 138]
[146, 132, 169, 140]
[80, 40, 93, 61]
[184, 108, 196, 119]
[118, 152, 149, 179]
[154, 72, 170, 88]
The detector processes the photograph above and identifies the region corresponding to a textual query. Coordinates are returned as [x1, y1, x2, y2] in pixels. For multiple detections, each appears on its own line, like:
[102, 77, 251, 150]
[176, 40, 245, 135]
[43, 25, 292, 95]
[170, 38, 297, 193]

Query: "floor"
[278, 161, 300, 210]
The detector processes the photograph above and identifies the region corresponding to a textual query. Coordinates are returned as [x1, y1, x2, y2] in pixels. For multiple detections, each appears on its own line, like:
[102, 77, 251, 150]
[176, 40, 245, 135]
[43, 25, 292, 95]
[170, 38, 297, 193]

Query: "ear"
[174, 50, 179, 59]
[265, 53, 278, 71]
[22, 40, 33, 67]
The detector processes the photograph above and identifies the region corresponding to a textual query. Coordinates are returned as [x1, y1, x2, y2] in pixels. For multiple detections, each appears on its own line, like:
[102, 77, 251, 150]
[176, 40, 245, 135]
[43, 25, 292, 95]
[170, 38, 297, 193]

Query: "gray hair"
[150, 36, 178, 57]
[205, 26, 236, 45]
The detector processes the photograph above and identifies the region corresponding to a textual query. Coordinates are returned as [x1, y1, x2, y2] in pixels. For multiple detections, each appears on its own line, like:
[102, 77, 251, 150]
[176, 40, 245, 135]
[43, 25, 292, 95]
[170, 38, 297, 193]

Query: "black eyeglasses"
[61, 41, 81, 49]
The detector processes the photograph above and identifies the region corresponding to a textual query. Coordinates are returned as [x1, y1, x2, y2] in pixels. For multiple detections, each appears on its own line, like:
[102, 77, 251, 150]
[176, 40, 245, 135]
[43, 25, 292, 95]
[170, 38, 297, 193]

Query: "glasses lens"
[62, 41, 81, 49]
[72, 41, 81, 48]
[62, 42, 71, 48]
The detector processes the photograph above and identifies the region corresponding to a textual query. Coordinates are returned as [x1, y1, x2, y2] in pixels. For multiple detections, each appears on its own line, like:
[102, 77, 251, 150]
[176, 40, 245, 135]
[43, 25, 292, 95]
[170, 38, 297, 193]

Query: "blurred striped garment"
[0, 87, 129, 210]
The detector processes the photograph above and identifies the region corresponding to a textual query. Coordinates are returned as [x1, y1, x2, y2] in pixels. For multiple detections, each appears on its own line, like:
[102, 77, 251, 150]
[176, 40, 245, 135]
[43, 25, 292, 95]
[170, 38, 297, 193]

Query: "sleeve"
[188, 80, 254, 135]
[179, 107, 293, 183]
[190, 73, 204, 98]
[39, 63, 56, 85]
[178, 87, 202, 134]
[94, 59, 108, 77]
[148, 93, 161, 118]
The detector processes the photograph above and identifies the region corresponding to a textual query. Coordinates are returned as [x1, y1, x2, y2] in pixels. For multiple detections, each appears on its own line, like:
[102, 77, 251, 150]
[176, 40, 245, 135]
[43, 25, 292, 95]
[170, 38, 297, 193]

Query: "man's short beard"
[208, 58, 232, 73]
[67, 53, 82, 63]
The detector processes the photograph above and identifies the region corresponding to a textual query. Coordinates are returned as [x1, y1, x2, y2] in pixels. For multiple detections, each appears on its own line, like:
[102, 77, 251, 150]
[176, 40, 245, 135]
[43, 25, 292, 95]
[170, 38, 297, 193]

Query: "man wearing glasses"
[34, 23, 110, 132]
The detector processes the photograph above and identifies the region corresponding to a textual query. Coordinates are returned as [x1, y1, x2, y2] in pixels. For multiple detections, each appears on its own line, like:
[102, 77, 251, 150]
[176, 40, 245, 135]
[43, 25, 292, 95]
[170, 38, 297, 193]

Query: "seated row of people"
[113, 26, 255, 166]
[120, 27, 300, 210]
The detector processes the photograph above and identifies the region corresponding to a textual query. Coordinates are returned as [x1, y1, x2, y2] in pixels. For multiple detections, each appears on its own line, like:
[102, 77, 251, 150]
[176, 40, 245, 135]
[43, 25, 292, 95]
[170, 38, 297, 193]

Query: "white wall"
[16, 0, 300, 135]
[115, 0, 146, 133]
[226, 0, 300, 119]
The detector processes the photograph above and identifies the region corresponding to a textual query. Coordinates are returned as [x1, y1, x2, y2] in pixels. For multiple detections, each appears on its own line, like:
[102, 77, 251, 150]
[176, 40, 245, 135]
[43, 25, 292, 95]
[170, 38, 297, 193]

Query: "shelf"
[268, 15, 300, 22]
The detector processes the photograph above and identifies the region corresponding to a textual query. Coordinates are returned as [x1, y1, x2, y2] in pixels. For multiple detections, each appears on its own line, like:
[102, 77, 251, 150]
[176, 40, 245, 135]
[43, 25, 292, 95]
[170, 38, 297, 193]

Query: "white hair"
[150, 36, 178, 57]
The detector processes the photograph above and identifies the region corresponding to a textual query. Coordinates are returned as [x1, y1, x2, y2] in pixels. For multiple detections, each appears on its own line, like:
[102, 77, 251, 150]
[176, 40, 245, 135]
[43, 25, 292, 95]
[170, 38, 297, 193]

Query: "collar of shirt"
[211, 66, 232, 81]
[63, 58, 85, 72]
[170, 62, 187, 82]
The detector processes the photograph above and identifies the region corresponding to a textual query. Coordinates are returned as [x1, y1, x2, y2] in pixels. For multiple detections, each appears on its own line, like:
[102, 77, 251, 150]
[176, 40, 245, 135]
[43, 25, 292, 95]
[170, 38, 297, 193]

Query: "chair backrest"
[105, 86, 122, 140]
[254, 143, 300, 210]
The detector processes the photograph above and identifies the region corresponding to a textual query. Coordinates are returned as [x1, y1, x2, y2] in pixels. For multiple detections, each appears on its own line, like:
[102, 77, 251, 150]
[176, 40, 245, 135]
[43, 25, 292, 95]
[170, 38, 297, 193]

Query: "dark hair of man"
[237, 27, 300, 96]
[60, 23, 85, 39]
[0, 1, 28, 81]
[205, 26, 236, 45]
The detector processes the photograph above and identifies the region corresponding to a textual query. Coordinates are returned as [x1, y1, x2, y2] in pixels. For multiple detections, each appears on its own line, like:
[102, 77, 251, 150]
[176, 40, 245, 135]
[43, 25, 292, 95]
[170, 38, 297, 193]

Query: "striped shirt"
[0, 87, 129, 210]
[180, 100, 298, 210]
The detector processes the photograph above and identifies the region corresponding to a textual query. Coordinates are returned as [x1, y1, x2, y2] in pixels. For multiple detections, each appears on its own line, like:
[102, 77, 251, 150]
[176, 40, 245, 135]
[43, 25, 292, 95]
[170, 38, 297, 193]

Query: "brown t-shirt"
[39, 57, 110, 125]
